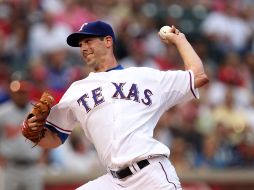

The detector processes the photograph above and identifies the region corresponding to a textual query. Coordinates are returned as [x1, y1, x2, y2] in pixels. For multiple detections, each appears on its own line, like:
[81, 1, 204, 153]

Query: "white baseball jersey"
[46, 66, 199, 170]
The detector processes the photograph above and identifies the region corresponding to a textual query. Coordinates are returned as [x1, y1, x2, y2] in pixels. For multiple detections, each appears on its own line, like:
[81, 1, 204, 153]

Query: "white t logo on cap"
[79, 23, 88, 31]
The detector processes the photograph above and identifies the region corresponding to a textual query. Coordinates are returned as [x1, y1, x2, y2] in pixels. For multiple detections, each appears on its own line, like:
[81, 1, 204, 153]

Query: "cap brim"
[66, 32, 101, 47]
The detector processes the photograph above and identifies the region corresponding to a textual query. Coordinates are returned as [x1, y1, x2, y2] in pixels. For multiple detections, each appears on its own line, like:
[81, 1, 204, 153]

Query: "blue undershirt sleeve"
[45, 123, 69, 144]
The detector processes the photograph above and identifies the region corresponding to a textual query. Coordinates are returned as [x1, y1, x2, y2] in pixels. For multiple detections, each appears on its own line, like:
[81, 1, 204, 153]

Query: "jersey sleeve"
[158, 69, 199, 111]
[45, 91, 77, 144]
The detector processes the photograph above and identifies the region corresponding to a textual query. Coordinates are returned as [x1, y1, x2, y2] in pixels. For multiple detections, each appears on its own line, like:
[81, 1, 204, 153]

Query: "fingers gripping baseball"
[22, 92, 55, 145]
[158, 25, 182, 45]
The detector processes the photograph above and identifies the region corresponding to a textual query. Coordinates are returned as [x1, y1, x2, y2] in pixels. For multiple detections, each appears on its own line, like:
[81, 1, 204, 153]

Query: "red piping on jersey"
[46, 120, 72, 133]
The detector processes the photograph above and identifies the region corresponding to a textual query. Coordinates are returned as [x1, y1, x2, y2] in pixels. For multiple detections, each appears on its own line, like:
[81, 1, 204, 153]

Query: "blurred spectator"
[169, 0, 208, 35]
[194, 134, 234, 169]
[170, 136, 194, 172]
[27, 56, 63, 103]
[27, 56, 50, 101]
[119, 36, 159, 69]
[40, 0, 64, 15]
[172, 101, 204, 154]
[54, 0, 97, 31]
[190, 34, 216, 72]
[153, 45, 180, 71]
[0, 58, 10, 103]
[105, 0, 132, 30]
[114, 19, 133, 60]
[212, 87, 248, 146]
[206, 52, 252, 108]
[88, 0, 124, 22]
[0, 2, 12, 41]
[44, 46, 77, 97]
[48, 127, 103, 173]
[200, 0, 252, 60]
[0, 79, 46, 190]
[196, 100, 215, 136]
[235, 130, 254, 167]
[29, 10, 72, 58]
[217, 52, 248, 87]
[244, 52, 254, 92]
[0, 166, 3, 189]
[4, 20, 30, 72]
[244, 95, 254, 132]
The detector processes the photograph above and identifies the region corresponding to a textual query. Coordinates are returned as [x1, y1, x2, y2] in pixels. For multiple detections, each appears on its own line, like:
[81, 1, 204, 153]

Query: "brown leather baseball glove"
[22, 91, 55, 144]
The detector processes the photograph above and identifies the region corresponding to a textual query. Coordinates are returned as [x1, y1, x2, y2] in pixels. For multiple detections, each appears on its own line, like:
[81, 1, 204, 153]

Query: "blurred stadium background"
[0, 0, 254, 190]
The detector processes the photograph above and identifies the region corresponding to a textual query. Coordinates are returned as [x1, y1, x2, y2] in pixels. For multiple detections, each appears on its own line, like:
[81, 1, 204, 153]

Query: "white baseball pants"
[76, 156, 182, 190]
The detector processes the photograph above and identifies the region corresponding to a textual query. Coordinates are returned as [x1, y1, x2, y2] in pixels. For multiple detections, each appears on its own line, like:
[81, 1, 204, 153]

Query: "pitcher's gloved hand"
[22, 91, 55, 145]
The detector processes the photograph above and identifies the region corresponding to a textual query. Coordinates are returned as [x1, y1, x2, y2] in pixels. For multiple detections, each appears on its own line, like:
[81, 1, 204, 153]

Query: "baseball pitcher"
[22, 20, 209, 190]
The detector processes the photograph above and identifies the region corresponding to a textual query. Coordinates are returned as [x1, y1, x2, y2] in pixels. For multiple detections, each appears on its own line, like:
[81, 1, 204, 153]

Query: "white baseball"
[159, 26, 172, 38]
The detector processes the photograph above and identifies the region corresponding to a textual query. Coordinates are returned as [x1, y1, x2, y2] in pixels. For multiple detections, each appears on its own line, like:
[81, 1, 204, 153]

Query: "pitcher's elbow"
[194, 73, 209, 88]
[202, 73, 209, 85]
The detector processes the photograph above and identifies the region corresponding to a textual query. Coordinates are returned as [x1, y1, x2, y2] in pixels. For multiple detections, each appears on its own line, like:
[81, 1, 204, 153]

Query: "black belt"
[9, 159, 38, 167]
[110, 159, 150, 179]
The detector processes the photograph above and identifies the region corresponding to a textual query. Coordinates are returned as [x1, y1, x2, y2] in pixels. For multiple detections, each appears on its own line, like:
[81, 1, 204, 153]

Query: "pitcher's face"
[79, 37, 107, 68]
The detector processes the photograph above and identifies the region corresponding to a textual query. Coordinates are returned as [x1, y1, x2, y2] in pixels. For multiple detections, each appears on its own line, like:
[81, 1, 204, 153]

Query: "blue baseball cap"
[67, 20, 115, 47]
